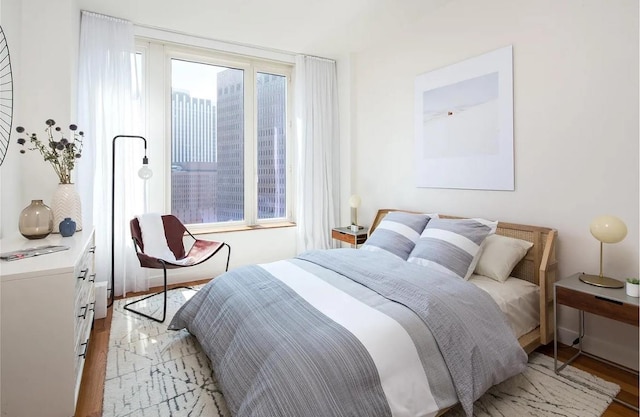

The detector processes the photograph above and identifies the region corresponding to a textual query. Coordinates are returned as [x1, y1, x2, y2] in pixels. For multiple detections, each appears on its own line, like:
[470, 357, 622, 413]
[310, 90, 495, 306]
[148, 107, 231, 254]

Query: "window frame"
[138, 39, 294, 232]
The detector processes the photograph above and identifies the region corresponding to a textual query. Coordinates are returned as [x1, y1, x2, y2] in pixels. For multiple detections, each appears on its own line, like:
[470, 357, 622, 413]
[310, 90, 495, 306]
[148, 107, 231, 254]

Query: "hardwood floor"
[75, 283, 639, 417]
[75, 304, 112, 417]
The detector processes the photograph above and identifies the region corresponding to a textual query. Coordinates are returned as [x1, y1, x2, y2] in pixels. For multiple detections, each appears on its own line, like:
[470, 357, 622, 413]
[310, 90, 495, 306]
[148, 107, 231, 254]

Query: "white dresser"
[0, 230, 96, 417]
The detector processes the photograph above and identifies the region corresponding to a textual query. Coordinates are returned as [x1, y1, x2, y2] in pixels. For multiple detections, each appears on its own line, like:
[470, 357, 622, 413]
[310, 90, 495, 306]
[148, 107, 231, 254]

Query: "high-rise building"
[256, 73, 287, 220]
[171, 90, 216, 164]
[215, 70, 287, 222]
[215, 69, 245, 222]
[171, 163, 217, 224]
[171, 90, 218, 224]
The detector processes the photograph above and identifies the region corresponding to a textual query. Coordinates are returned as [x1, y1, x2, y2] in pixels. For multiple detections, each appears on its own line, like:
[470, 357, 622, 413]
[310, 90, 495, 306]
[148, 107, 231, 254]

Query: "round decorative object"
[19, 200, 53, 239]
[59, 217, 76, 237]
[589, 215, 627, 243]
[51, 183, 82, 233]
[0, 25, 14, 167]
[626, 281, 640, 298]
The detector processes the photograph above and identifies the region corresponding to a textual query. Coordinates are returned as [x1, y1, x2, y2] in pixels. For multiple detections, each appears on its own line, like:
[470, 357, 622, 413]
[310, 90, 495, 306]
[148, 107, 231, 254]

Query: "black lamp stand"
[108, 135, 149, 308]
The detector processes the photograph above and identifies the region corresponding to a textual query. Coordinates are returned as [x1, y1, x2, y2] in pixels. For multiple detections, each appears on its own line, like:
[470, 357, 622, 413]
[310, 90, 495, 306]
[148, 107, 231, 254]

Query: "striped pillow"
[361, 212, 432, 260]
[408, 218, 497, 280]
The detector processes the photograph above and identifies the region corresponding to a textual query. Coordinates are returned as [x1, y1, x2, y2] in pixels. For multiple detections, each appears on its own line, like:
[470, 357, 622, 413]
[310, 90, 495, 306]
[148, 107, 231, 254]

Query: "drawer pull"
[89, 246, 96, 254]
[78, 304, 89, 319]
[90, 302, 96, 312]
[77, 268, 89, 281]
[88, 273, 96, 283]
[78, 340, 89, 358]
[595, 295, 623, 305]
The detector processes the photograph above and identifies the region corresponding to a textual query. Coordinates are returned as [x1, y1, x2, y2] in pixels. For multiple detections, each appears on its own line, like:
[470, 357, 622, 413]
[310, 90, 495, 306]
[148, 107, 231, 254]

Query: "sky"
[171, 58, 227, 102]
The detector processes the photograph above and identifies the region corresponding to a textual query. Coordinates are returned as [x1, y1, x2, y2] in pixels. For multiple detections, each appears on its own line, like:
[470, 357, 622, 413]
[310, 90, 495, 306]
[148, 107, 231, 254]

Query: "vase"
[51, 183, 82, 233]
[18, 200, 54, 239]
[59, 217, 76, 237]
[626, 281, 639, 298]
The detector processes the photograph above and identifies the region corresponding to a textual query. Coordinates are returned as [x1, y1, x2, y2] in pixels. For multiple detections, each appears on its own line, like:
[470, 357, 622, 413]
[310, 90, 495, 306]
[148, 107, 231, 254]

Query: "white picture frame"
[414, 45, 514, 190]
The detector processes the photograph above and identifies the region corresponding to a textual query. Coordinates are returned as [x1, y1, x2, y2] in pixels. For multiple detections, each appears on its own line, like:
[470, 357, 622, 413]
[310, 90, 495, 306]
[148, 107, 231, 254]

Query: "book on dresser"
[0, 229, 96, 417]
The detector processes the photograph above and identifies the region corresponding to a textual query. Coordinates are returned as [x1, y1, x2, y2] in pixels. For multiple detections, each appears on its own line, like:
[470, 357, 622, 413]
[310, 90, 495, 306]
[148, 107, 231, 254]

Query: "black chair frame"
[124, 216, 231, 323]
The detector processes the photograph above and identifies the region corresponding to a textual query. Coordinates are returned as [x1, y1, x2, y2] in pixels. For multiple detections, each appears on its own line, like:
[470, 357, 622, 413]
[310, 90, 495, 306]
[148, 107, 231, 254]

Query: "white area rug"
[446, 354, 619, 417]
[103, 287, 620, 417]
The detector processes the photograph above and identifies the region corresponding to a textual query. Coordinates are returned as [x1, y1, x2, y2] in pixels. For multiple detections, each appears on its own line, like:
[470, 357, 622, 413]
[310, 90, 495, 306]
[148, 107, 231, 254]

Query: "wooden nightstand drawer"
[556, 285, 639, 327]
[332, 227, 368, 245]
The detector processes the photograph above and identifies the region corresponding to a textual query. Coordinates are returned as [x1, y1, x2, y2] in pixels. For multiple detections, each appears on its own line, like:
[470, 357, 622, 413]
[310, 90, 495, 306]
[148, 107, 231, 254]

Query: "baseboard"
[557, 325, 639, 371]
[94, 281, 108, 319]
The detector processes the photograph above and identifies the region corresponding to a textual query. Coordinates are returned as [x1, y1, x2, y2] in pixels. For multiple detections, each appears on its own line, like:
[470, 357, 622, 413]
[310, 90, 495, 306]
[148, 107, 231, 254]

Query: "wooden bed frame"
[370, 209, 558, 354]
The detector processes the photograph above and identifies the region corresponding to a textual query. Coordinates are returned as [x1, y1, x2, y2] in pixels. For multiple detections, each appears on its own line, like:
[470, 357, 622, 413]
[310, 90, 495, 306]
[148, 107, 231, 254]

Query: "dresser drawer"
[75, 284, 95, 380]
[73, 236, 96, 395]
[74, 245, 95, 291]
[74, 283, 95, 348]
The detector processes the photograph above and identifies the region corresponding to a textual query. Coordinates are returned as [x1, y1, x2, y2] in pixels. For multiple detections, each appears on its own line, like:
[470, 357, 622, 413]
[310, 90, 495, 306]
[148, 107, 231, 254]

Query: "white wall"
[0, 0, 22, 239]
[349, 0, 639, 369]
[0, 0, 79, 238]
[144, 226, 297, 288]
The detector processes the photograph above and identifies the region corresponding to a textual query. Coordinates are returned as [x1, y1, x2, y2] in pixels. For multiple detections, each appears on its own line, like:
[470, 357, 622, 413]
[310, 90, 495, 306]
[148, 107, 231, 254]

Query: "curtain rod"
[79, 10, 335, 64]
[300, 55, 336, 63]
[135, 21, 299, 57]
[80, 10, 130, 25]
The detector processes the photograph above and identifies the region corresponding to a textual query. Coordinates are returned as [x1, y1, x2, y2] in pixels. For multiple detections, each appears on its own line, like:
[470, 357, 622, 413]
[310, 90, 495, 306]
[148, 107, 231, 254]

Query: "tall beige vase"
[51, 183, 82, 233]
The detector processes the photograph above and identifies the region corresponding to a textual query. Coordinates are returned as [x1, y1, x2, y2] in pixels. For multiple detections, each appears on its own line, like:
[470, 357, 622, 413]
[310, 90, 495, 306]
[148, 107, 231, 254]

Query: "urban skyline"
[170, 66, 287, 225]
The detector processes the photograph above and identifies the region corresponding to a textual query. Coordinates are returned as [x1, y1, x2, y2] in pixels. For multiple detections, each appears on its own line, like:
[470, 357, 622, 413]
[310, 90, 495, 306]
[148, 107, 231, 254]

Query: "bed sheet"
[468, 273, 540, 338]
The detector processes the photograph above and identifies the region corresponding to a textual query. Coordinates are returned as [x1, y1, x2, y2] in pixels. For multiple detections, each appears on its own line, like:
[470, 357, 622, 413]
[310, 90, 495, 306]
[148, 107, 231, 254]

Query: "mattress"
[468, 273, 540, 338]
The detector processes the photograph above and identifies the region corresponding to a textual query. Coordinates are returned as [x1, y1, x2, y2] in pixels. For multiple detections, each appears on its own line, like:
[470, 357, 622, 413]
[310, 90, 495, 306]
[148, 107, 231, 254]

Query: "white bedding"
[468, 274, 540, 338]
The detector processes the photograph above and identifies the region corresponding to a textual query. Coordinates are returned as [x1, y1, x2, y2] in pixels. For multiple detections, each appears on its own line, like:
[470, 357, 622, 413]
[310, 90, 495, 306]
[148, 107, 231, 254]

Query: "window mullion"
[244, 65, 256, 226]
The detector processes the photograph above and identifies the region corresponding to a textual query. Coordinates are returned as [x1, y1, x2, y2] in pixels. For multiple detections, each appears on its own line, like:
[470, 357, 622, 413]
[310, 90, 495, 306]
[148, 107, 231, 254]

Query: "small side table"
[554, 272, 639, 411]
[331, 226, 369, 247]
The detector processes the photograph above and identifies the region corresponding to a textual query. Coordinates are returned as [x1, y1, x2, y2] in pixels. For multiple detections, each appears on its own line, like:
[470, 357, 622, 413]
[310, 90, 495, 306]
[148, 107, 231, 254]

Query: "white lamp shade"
[590, 215, 627, 243]
[348, 194, 361, 208]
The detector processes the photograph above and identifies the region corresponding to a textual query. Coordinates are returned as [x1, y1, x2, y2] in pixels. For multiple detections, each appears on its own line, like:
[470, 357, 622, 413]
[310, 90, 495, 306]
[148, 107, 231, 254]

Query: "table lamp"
[579, 215, 627, 288]
[349, 194, 361, 231]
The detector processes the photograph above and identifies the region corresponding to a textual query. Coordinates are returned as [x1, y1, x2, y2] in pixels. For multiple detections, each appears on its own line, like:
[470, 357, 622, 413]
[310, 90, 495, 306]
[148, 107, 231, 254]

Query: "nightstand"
[331, 226, 369, 247]
[554, 272, 639, 411]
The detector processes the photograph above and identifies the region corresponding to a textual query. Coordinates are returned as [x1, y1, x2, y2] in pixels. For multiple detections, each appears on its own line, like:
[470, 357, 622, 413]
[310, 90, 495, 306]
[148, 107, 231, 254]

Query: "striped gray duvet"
[169, 249, 527, 417]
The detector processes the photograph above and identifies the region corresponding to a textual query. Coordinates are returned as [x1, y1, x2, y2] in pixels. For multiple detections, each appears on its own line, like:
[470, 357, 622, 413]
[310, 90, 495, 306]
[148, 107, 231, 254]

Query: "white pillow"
[474, 234, 533, 283]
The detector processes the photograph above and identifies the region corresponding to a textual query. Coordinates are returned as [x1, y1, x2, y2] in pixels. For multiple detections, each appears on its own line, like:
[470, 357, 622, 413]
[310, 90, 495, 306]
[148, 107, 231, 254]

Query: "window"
[140, 41, 293, 228]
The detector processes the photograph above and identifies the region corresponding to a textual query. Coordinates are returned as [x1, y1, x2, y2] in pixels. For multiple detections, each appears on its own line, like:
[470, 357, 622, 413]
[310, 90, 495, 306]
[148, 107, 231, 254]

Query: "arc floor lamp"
[108, 135, 153, 307]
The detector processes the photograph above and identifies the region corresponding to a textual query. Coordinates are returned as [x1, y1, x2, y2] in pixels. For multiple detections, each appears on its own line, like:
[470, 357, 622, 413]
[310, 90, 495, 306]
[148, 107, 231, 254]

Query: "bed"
[169, 209, 558, 417]
[369, 209, 558, 354]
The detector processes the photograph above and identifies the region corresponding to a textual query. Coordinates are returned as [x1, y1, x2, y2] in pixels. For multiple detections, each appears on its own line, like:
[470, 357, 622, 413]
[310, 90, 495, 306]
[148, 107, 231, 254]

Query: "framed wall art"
[414, 45, 514, 190]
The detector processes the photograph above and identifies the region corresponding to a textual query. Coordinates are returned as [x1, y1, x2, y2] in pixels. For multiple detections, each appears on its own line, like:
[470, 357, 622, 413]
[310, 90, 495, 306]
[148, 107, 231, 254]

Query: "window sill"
[189, 221, 296, 236]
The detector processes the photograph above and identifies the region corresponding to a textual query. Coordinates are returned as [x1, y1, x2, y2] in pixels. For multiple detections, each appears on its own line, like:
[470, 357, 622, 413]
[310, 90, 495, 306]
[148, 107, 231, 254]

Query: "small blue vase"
[59, 217, 76, 237]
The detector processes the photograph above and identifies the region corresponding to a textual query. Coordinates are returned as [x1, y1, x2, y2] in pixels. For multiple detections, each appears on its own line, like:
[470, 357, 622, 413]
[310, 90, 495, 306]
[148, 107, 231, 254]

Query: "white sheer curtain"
[77, 11, 148, 301]
[295, 55, 341, 252]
